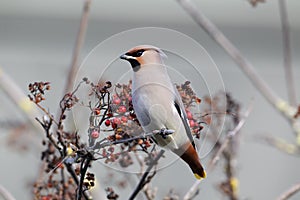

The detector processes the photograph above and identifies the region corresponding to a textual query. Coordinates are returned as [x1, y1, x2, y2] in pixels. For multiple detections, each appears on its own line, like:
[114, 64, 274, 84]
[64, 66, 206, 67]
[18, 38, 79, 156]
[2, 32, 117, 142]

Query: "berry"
[121, 116, 128, 123]
[189, 120, 196, 127]
[111, 122, 117, 129]
[115, 134, 122, 140]
[41, 196, 51, 200]
[107, 112, 113, 118]
[113, 117, 121, 125]
[186, 111, 193, 120]
[126, 94, 132, 102]
[105, 119, 111, 126]
[113, 97, 121, 105]
[94, 108, 100, 115]
[91, 130, 99, 139]
[138, 139, 143, 145]
[144, 140, 151, 148]
[118, 105, 127, 113]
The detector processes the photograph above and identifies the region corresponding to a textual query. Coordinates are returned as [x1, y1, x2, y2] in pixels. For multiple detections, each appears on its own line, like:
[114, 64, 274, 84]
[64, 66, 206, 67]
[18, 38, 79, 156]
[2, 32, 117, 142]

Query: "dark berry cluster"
[28, 81, 50, 103]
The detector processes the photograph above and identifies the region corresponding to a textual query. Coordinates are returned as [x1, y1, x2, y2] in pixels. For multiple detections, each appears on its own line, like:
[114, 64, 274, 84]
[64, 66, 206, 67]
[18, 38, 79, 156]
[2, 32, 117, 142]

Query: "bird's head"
[120, 45, 167, 72]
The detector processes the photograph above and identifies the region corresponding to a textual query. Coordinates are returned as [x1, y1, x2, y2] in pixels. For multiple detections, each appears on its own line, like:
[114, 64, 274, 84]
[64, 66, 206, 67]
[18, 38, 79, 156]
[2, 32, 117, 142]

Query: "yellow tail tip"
[194, 170, 206, 180]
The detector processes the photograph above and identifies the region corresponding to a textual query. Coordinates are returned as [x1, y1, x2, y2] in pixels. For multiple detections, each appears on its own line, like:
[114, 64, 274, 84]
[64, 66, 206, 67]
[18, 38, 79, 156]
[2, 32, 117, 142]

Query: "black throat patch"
[128, 59, 141, 72]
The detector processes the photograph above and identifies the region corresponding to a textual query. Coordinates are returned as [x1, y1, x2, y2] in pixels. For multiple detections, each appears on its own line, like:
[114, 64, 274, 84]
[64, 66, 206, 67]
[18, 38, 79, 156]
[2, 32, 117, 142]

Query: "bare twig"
[0, 67, 41, 131]
[183, 102, 253, 200]
[176, 0, 300, 148]
[209, 103, 253, 170]
[76, 155, 93, 200]
[128, 150, 165, 200]
[0, 185, 16, 200]
[94, 129, 174, 150]
[277, 183, 300, 200]
[261, 135, 300, 155]
[278, 0, 297, 106]
[64, 0, 92, 94]
[175, 0, 299, 134]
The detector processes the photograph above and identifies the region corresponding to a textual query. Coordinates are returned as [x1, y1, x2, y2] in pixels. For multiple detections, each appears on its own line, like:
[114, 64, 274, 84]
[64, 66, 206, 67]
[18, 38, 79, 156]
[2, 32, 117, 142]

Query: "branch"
[208, 103, 253, 170]
[0, 185, 16, 200]
[278, 0, 297, 106]
[76, 156, 93, 200]
[128, 150, 165, 200]
[277, 183, 300, 200]
[175, 0, 299, 133]
[260, 135, 300, 155]
[0, 67, 41, 131]
[64, 0, 92, 94]
[183, 102, 253, 200]
[94, 129, 174, 150]
[176, 0, 300, 146]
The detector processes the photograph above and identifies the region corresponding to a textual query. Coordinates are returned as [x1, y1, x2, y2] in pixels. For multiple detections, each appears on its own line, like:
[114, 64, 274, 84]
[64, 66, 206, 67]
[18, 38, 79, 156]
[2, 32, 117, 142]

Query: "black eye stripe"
[126, 49, 145, 57]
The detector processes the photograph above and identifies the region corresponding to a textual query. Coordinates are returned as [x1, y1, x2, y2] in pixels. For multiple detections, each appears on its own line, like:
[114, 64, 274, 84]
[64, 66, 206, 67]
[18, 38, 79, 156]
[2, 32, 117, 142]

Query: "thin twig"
[64, 0, 92, 94]
[176, 0, 300, 147]
[277, 183, 300, 200]
[94, 129, 174, 150]
[183, 103, 253, 200]
[128, 150, 165, 200]
[76, 156, 93, 200]
[209, 103, 253, 170]
[0, 185, 16, 200]
[278, 0, 297, 106]
[175, 0, 298, 124]
[261, 135, 300, 155]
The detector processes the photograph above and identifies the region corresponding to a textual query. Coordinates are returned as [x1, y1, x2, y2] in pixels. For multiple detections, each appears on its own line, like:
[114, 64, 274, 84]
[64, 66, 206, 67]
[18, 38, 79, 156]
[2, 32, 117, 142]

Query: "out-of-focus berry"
[118, 105, 127, 113]
[121, 116, 128, 123]
[189, 120, 196, 127]
[113, 117, 121, 125]
[186, 111, 193, 120]
[113, 97, 121, 105]
[91, 130, 100, 139]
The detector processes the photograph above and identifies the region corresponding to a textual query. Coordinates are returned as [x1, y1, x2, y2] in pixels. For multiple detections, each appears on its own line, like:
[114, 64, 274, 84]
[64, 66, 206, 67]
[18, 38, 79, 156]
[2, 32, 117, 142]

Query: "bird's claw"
[154, 128, 174, 139]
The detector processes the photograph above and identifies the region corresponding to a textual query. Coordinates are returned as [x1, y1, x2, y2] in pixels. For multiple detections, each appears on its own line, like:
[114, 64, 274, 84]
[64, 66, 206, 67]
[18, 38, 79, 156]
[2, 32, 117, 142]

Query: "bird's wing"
[132, 92, 151, 127]
[173, 88, 196, 149]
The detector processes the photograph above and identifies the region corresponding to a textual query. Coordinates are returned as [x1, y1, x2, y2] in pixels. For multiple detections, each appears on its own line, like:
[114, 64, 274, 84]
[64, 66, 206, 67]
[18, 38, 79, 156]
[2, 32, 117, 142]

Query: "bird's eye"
[135, 49, 145, 57]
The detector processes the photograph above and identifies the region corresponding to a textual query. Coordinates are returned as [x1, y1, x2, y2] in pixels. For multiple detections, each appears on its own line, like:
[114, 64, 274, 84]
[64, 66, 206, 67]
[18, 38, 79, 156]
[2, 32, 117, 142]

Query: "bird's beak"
[120, 54, 129, 60]
[120, 54, 135, 60]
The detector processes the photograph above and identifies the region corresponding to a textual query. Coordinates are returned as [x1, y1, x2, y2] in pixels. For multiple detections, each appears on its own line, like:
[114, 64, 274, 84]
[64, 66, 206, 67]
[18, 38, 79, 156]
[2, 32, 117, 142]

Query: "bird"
[120, 45, 206, 179]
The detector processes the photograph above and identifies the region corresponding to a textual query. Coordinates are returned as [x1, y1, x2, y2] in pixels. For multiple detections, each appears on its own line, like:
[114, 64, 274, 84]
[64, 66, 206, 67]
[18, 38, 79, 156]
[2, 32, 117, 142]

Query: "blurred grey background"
[0, 0, 300, 199]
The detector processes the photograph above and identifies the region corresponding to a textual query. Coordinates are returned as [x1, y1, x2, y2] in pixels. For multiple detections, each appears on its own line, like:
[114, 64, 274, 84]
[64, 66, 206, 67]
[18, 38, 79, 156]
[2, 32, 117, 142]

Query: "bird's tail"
[174, 143, 206, 179]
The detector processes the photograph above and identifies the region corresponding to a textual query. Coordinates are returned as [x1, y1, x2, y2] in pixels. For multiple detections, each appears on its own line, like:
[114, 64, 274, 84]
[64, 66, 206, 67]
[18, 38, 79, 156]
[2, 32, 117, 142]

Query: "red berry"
[113, 97, 121, 105]
[189, 120, 196, 127]
[121, 116, 128, 123]
[111, 123, 117, 129]
[144, 141, 151, 148]
[118, 105, 127, 113]
[94, 108, 100, 115]
[186, 111, 193, 120]
[105, 119, 111, 126]
[113, 117, 121, 125]
[91, 130, 99, 139]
